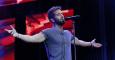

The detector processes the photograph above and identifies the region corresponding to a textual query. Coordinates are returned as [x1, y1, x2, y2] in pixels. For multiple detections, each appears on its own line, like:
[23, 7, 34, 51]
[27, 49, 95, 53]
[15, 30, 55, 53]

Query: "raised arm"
[71, 37, 102, 48]
[4, 25, 46, 43]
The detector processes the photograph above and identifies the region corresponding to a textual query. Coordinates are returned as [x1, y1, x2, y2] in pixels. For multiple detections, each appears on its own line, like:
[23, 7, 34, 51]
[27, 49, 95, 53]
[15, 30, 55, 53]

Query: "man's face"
[53, 9, 65, 26]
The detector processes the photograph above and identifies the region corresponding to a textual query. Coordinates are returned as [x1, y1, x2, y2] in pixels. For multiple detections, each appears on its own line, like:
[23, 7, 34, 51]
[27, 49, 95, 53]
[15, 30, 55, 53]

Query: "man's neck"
[53, 24, 63, 32]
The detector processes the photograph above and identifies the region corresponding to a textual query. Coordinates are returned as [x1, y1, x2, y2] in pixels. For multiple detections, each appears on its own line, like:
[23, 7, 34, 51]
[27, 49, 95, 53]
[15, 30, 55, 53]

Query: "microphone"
[65, 15, 80, 20]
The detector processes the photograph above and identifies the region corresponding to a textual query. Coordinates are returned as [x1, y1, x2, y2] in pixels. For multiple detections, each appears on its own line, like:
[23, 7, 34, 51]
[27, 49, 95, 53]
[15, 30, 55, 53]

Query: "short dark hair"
[47, 6, 61, 22]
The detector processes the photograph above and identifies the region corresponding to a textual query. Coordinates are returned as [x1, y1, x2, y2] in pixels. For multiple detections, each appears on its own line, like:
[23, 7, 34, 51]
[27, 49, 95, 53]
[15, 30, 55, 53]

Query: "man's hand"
[91, 38, 102, 48]
[4, 25, 18, 37]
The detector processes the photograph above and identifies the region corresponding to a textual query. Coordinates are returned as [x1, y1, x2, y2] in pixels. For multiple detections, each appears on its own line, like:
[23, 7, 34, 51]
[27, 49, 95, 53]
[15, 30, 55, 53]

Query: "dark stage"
[0, 0, 115, 60]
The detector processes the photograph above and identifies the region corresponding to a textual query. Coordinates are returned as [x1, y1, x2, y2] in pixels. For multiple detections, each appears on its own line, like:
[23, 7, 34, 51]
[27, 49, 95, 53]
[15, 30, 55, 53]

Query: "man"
[5, 6, 102, 60]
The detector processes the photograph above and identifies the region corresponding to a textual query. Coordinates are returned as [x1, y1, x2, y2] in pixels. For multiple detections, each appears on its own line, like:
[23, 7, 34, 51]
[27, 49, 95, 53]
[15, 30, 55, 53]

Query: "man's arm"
[5, 25, 46, 43]
[72, 37, 91, 47]
[71, 37, 102, 48]
[17, 32, 46, 43]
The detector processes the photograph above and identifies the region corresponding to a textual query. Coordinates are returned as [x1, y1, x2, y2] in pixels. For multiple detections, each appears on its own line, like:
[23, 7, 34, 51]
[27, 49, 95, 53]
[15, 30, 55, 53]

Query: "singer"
[5, 6, 102, 60]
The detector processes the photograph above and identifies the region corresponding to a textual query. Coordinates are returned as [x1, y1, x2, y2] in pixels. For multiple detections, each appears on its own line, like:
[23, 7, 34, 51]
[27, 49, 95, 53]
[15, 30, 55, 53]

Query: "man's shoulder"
[64, 30, 71, 33]
[42, 28, 52, 33]
[64, 30, 73, 36]
[43, 28, 51, 31]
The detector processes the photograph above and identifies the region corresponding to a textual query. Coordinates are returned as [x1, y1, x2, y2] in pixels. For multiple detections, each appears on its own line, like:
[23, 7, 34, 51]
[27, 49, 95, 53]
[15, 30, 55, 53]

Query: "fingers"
[93, 38, 96, 41]
[4, 29, 8, 32]
[10, 25, 14, 30]
[92, 39, 96, 43]
[4, 29, 12, 33]
[92, 38, 96, 43]
[98, 43, 102, 46]
[4, 25, 15, 33]
[94, 43, 102, 47]
[4, 25, 14, 31]
[95, 43, 102, 48]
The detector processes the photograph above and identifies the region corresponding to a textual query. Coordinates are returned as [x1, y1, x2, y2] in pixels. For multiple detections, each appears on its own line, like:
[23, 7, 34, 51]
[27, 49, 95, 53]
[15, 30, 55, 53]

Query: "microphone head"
[65, 15, 80, 20]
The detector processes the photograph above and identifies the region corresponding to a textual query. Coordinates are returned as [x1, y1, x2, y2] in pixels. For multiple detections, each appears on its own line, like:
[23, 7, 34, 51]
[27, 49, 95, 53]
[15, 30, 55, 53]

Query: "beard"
[54, 18, 65, 26]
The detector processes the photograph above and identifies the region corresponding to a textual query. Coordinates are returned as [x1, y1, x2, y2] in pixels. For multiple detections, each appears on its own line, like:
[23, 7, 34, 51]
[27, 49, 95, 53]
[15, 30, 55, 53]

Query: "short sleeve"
[41, 28, 50, 39]
[64, 30, 74, 41]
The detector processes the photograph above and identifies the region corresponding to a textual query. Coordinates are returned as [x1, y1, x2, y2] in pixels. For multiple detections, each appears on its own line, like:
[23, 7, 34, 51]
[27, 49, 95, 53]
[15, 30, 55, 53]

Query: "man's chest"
[47, 31, 72, 45]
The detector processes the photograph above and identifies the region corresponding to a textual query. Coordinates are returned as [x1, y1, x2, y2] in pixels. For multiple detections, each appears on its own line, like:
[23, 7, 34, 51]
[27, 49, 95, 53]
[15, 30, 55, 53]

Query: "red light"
[26, 9, 74, 35]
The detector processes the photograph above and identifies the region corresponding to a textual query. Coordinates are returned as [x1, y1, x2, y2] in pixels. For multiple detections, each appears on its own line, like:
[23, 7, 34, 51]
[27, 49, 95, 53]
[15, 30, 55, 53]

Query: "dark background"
[1, 0, 115, 60]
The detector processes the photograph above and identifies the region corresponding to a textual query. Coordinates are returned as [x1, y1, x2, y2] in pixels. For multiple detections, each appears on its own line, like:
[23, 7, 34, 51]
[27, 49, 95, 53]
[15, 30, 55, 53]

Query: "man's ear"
[50, 19, 55, 23]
